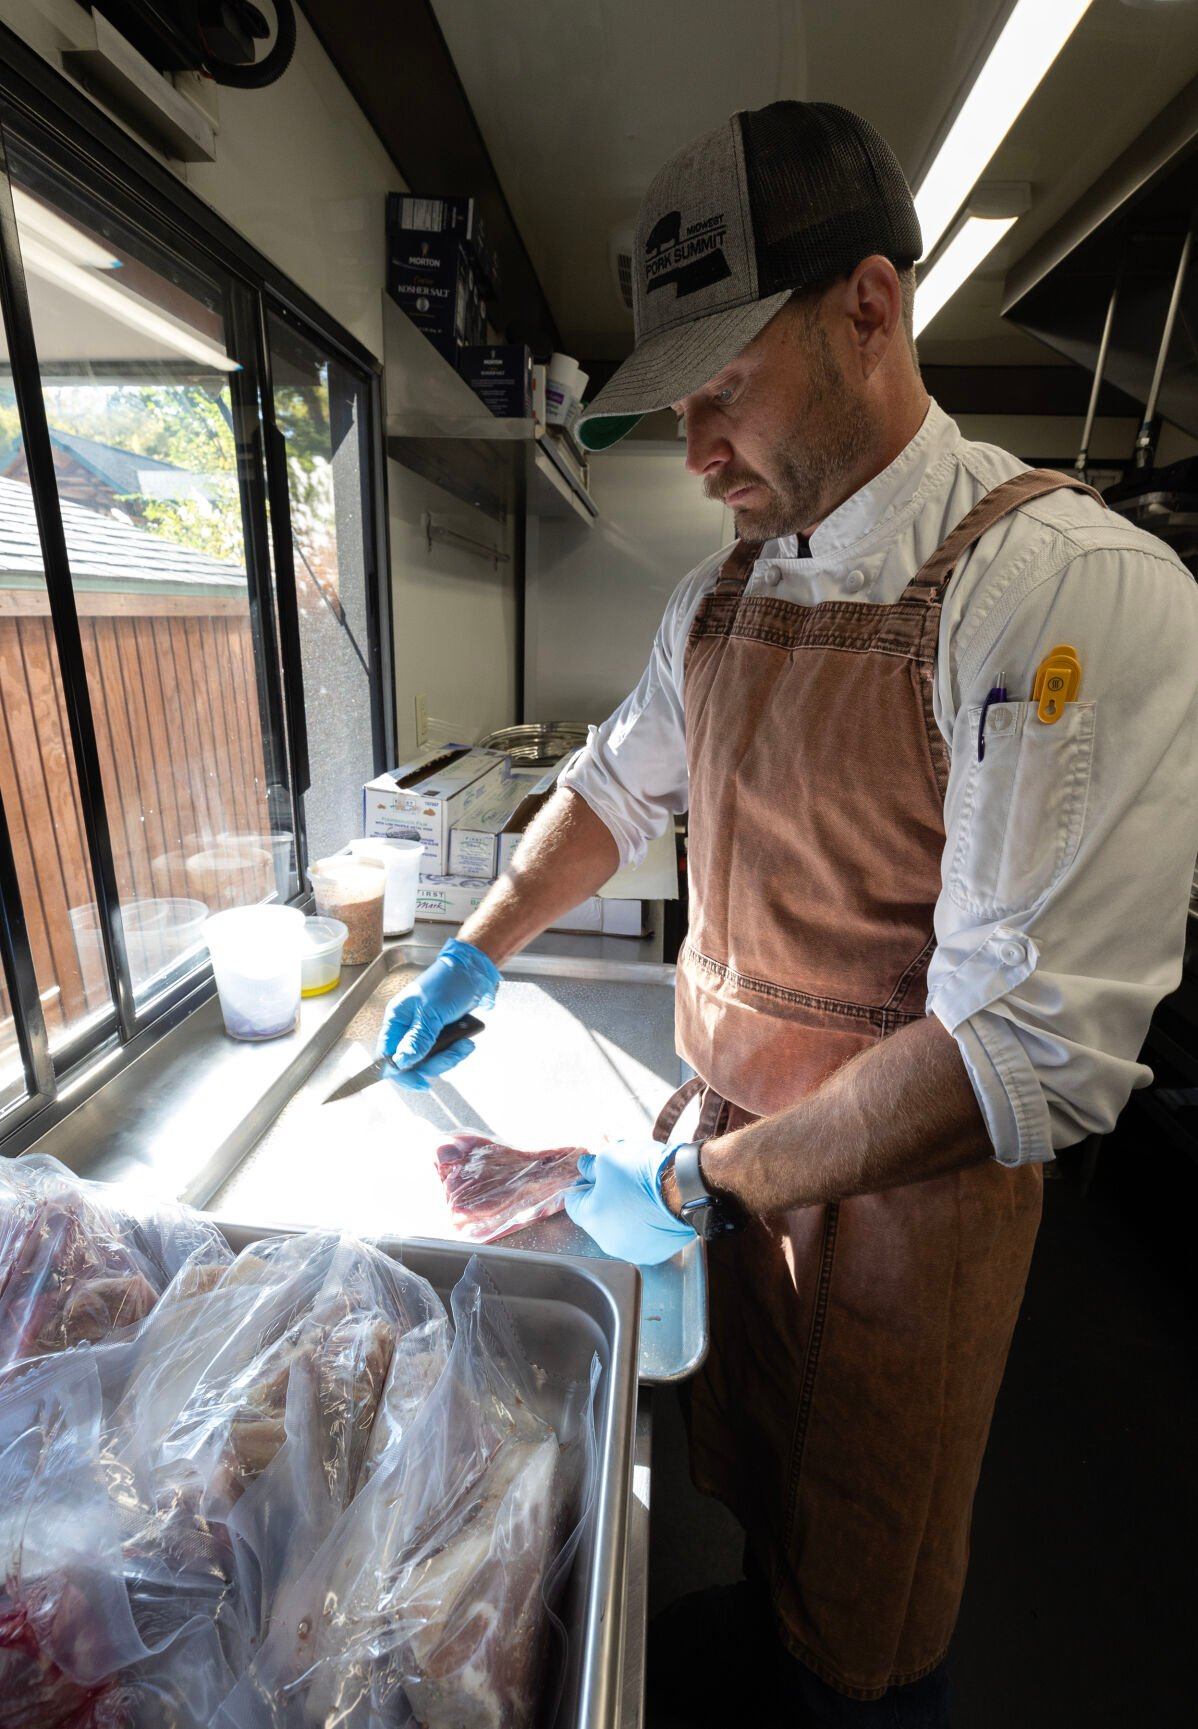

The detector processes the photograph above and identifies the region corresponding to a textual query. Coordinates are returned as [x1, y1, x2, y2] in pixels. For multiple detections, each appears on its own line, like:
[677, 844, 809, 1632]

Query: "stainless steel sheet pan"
[212, 1219, 640, 1729]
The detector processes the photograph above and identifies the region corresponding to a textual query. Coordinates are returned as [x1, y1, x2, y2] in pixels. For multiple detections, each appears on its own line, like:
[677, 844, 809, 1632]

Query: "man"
[379, 103, 1198, 1722]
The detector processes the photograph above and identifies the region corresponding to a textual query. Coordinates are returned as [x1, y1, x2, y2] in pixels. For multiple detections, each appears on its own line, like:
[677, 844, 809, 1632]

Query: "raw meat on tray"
[434, 1133, 582, 1243]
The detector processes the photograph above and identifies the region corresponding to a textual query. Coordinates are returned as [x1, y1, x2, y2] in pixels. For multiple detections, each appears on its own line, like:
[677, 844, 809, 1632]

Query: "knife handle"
[427, 1012, 485, 1059]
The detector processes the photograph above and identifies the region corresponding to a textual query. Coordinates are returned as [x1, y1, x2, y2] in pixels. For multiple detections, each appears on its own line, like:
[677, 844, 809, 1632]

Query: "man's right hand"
[376, 938, 500, 1092]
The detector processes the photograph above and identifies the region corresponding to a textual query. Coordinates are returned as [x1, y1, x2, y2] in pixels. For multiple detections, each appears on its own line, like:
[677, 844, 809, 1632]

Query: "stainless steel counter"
[209, 953, 706, 1384]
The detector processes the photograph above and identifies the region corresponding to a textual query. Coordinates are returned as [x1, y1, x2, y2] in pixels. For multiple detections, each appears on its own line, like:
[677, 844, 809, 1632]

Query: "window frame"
[0, 25, 395, 1152]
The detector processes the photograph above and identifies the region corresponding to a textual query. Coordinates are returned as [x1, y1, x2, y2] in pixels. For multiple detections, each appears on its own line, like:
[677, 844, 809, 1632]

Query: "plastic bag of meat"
[223, 1247, 450, 1638]
[113, 1232, 445, 1525]
[107, 1227, 448, 1673]
[0, 1155, 229, 1371]
[0, 1366, 241, 1727]
[218, 1257, 600, 1729]
[434, 1132, 582, 1243]
[0, 1349, 147, 1728]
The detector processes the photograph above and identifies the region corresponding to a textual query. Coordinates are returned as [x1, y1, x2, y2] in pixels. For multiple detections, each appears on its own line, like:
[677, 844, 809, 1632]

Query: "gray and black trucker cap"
[577, 101, 922, 452]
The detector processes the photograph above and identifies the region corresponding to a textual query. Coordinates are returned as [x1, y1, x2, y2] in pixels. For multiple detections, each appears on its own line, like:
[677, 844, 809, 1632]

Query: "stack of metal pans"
[478, 722, 590, 767]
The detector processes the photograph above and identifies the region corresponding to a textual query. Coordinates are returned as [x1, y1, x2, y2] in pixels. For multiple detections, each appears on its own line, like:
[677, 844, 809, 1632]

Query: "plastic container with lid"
[344, 837, 422, 936]
[203, 904, 304, 1041]
[300, 916, 348, 997]
[307, 857, 385, 966]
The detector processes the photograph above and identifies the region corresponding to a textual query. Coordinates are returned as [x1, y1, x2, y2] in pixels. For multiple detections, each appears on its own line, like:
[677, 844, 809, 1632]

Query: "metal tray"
[211, 952, 708, 1384]
[214, 1219, 640, 1729]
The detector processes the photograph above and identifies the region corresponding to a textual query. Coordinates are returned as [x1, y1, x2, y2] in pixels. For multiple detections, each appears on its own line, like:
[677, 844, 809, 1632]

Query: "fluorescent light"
[11, 188, 122, 271]
[914, 215, 1016, 336]
[17, 234, 239, 373]
[915, 0, 1094, 257]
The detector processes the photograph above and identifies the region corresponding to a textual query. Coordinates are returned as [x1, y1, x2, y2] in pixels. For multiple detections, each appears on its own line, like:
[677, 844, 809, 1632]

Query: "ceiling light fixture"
[913, 215, 1017, 336]
[11, 189, 122, 271]
[915, 0, 1095, 258]
[17, 234, 238, 373]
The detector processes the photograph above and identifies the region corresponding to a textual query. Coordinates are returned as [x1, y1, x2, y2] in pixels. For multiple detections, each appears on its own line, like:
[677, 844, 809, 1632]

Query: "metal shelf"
[382, 295, 596, 525]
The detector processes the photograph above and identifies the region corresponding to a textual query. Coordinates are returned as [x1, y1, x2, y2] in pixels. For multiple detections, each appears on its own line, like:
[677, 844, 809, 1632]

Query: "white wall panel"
[526, 441, 730, 723]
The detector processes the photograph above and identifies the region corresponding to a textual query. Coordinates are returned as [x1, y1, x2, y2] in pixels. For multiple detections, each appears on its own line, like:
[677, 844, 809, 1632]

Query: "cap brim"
[576, 289, 791, 452]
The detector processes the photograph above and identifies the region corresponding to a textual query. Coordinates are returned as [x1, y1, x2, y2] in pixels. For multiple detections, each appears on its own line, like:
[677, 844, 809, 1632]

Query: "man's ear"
[845, 256, 903, 381]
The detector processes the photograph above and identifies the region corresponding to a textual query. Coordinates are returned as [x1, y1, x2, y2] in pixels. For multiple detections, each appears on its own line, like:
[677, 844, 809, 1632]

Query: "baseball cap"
[576, 100, 922, 452]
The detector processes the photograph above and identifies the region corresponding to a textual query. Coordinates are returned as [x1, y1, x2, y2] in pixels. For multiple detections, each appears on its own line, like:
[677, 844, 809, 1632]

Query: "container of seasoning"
[307, 858, 385, 966]
[300, 915, 348, 997]
[343, 836, 422, 936]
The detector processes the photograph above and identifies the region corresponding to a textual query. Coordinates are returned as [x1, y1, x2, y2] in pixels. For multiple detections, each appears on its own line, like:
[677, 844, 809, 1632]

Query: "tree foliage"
[1, 378, 339, 570]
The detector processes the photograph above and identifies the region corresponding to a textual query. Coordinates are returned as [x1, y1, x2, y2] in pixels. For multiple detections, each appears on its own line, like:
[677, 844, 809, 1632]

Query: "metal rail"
[1134, 222, 1194, 470]
[424, 512, 511, 567]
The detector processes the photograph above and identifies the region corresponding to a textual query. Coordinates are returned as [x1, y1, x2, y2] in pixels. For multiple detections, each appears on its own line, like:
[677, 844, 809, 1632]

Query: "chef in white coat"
[380, 101, 1198, 1725]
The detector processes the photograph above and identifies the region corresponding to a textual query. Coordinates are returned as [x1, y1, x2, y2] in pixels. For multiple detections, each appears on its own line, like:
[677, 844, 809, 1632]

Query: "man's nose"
[683, 406, 731, 479]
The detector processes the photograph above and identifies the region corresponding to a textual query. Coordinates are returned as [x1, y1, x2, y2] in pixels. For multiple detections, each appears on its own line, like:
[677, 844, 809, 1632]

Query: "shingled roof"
[0, 474, 246, 593]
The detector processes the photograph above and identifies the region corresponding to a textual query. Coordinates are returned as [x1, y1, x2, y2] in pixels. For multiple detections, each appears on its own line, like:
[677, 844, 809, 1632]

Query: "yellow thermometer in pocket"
[1032, 643, 1081, 724]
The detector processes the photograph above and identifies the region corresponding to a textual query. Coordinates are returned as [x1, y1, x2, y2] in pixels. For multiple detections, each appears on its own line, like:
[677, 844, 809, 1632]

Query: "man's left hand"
[565, 1139, 695, 1266]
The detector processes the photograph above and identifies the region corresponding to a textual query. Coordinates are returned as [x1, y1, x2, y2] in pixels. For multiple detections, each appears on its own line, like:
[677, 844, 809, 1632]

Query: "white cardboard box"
[496, 783, 679, 902]
[415, 874, 643, 936]
[448, 775, 534, 879]
[495, 764, 565, 875]
[363, 745, 508, 874]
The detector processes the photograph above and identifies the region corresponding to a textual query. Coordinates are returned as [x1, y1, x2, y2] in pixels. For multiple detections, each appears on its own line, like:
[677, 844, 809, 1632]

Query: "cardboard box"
[448, 774, 532, 879]
[387, 193, 498, 296]
[458, 344, 534, 419]
[494, 764, 566, 875]
[363, 745, 508, 874]
[416, 874, 643, 936]
[386, 231, 478, 356]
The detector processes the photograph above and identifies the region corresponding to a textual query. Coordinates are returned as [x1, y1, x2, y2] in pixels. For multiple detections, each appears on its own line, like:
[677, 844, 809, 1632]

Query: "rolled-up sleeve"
[559, 552, 723, 866]
[928, 541, 1198, 1165]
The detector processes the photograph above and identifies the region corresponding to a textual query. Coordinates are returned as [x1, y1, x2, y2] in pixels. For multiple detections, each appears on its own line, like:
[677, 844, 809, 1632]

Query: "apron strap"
[906, 468, 1106, 602]
[653, 1077, 737, 1143]
[711, 536, 764, 597]
[652, 1076, 705, 1144]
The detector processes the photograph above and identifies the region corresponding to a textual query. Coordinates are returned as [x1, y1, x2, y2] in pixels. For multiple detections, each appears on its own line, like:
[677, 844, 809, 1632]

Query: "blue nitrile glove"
[376, 938, 499, 1091]
[564, 1140, 696, 1266]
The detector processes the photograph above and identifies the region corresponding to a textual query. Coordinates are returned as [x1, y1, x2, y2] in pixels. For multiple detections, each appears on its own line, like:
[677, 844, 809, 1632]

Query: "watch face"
[680, 1197, 717, 1240]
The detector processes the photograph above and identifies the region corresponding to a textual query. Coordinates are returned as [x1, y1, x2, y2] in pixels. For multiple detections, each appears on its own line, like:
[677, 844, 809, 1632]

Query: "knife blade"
[321, 1013, 484, 1104]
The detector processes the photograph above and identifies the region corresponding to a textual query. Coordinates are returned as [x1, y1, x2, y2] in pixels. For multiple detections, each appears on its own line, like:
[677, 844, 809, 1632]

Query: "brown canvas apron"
[663, 469, 1103, 1700]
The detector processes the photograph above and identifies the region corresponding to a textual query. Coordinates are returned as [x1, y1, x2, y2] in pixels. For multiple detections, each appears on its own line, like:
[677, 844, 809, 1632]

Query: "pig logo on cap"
[644, 208, 732, 300]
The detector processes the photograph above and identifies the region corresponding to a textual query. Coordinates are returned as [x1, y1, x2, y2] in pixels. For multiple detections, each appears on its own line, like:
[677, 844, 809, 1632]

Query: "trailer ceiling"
[422, 0, 1198, 368]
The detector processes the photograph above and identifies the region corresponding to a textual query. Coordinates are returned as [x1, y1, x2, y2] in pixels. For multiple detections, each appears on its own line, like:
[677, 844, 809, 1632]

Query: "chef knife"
[321, 1013, 485, 1104]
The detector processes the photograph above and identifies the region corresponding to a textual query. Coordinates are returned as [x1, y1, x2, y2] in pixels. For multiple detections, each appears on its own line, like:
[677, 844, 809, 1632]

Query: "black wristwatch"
[663, 1140, 745, 1241]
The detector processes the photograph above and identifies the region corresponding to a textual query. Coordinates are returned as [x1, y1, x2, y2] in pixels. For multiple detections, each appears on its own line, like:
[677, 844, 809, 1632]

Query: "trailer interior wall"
[0, 0, 519, 760]
[526, 407, 1196, 725]
[525, 441, 730, 722]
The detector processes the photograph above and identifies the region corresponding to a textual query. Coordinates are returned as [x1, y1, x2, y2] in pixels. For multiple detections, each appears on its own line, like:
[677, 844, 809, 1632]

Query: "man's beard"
[703, 323, 873, 541]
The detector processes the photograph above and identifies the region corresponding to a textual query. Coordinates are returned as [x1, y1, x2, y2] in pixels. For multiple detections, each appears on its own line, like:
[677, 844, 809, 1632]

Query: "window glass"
[1, 138, 296, 1017]
[0, 306, 115, 1050]
[0, 968, 28, 1109]
[268, 312, 377, 861]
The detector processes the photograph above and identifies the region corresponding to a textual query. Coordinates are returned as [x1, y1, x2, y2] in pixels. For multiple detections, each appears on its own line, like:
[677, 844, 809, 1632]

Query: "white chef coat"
[561, 400, 1198, 1165]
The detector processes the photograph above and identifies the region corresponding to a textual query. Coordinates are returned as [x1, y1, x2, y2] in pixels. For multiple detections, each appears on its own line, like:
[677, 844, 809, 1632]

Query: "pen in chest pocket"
[976, 671, 1007, 762]
[976, 644, 1084, 761]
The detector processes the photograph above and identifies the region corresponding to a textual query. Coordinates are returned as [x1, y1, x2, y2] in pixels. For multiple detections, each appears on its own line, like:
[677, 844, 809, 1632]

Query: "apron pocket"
[946, 700, 1096, 921]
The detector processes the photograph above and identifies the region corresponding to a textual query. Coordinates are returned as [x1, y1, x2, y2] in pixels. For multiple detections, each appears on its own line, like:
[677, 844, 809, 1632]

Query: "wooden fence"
[0, 588, 272, 1052]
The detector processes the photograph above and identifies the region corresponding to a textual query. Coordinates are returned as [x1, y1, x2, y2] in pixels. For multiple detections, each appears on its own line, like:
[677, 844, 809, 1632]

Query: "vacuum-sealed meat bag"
[434, 1133, 581, 1243]
[115, 1232, 445, 1522]
[221, 1258, 599, 1729]
[0, 1156, 229, 1370]
[0, 1351, 146, 1728]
